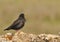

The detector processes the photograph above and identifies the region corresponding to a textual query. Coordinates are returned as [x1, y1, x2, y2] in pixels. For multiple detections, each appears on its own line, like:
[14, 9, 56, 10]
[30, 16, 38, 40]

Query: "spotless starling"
[4, 13, 26, 31]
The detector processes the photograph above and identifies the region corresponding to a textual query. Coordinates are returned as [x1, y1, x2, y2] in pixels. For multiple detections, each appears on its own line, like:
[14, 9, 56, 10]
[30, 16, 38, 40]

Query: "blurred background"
[0, 0, 60, 34]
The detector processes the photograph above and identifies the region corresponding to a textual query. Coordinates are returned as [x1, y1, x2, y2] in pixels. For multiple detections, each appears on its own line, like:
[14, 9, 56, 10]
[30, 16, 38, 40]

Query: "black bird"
[4, 13, 26, 31]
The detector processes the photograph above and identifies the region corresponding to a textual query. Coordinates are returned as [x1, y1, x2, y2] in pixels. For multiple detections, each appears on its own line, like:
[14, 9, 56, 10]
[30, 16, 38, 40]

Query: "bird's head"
[19, 13, 24, 18]
[19, 13, 26, 21]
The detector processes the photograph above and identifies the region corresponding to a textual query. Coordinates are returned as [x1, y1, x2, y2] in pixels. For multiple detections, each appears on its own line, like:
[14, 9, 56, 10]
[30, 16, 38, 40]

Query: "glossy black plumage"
[4, 13, 26, 31]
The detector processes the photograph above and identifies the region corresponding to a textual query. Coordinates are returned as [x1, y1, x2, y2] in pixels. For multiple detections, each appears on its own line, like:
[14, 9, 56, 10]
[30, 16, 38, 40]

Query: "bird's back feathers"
[4, 13, 26, 31]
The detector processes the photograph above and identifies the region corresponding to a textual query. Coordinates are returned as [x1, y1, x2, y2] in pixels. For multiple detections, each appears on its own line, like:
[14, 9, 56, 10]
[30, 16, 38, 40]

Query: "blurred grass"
[0, 0, 60, 34]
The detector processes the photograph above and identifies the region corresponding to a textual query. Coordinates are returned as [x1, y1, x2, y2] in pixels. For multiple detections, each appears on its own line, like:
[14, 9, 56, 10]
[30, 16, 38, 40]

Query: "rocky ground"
[0, 31, 60, 42]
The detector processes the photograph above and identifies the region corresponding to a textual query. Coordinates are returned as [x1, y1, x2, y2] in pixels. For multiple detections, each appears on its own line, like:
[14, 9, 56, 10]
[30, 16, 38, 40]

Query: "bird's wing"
[4, 19, 23, 31]
[10, 19, 21, 27]
[16, 20, 24, 28]
[4, 20, 20, 31]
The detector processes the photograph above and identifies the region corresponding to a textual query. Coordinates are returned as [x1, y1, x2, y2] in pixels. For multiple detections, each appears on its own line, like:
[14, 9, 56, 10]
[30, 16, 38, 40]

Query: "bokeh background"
[0, 0, 60, 34]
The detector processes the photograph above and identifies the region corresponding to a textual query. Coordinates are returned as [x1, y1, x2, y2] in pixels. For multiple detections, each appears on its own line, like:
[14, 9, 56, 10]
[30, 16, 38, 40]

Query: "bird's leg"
[16, 30, 19, 32]
[16, 30, 21, 35]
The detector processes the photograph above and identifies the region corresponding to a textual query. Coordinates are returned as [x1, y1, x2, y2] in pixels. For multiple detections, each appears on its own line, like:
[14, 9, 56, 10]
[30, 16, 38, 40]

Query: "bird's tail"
[4, 27, 11, 31]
